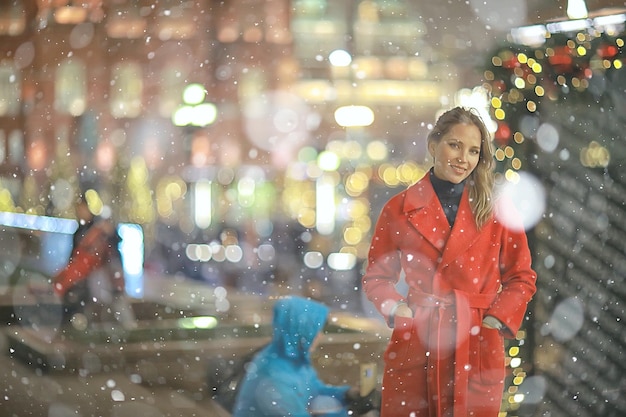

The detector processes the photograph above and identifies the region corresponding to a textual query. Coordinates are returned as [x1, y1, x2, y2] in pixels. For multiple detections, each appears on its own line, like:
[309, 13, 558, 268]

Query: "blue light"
[118, 223, 144, 298]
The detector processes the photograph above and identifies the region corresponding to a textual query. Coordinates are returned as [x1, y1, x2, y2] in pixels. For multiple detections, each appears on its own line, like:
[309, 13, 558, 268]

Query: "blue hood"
[270, 296, 329, 362]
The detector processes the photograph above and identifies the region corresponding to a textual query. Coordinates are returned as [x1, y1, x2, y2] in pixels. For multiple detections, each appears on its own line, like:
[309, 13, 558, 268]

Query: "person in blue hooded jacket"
[232, 296, 358, 417]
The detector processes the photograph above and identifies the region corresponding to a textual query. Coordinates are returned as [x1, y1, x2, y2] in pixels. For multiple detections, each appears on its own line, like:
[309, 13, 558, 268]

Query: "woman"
[362, 107, 537, 417]
[232, 296, 360, 417]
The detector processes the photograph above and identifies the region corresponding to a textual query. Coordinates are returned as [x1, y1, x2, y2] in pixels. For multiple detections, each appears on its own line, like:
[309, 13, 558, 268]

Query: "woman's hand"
[394, 303, 413, 319]
[482, 315, 503, 330]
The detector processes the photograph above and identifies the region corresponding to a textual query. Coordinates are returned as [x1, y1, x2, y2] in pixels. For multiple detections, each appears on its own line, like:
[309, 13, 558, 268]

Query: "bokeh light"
[495, 171, 546, 231]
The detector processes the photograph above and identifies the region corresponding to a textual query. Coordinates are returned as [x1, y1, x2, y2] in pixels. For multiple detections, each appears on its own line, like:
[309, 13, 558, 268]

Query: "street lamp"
[567, 0, 588, 20]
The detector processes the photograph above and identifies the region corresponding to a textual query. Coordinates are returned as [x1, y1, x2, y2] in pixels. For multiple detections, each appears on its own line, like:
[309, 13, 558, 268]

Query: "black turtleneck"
[429, 169, 465, 226]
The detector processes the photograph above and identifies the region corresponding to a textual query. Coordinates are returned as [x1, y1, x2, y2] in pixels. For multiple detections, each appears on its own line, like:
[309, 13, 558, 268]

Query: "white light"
[329, 49, 352, 67]
[327, 252, 357, 271]
[194, 180, 212, 229]
[225, 245, 243, 263]
[257, 244, 276, 262]
[172, 105, 193, 126]
[567, 0, 588, 20]
[510, 25, 548, 47]
[334, 105, 374, 127]
[192, 102, 217, 126]
[594, 13, 626, 27]
[172, 102, 217, 127]
[546, 19, 589, 33]
[454, 87, 497, 134]
[317, 150, 340, 171]
[303, 251, 324, 269]
[494, 172, 546, 232]
[316, 174, 336, 235]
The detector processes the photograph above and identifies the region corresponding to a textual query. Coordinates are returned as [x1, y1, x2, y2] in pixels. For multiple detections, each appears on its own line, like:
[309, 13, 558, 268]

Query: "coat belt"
[408, 289, 498, 417]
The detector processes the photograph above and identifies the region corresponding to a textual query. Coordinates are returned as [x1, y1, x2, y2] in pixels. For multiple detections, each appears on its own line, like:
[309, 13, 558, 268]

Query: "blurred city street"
[1, 272, 389, 416]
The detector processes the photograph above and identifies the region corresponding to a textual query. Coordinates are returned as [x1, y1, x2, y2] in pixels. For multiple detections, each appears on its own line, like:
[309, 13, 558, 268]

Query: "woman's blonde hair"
[427, 107, 495, 228]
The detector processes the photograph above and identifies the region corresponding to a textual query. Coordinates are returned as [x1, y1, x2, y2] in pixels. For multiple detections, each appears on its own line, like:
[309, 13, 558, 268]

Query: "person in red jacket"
[53, 196, 127, 326]
[362, 107, 537, 417]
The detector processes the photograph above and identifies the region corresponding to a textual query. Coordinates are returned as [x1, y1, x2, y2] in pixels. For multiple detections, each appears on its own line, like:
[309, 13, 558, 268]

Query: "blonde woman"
[363, 107, 537, 417]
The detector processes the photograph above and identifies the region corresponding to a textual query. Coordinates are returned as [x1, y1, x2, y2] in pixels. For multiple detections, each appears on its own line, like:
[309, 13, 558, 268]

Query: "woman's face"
[428, 122, 482, 184]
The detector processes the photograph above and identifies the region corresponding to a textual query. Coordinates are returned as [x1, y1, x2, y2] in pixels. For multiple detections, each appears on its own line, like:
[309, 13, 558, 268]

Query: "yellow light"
[298, 208, 316, 228]
[505, 169, 520, 183]
[353, 215, 371, 232]
[494, 108, 505, 120]
[381, 165, 399, 186]
[532, 62, 542, 73]
[348, 198, 369, 219]
[366, 140, 388, 161]
[84, 189, 103, 216]
[346, 171, 369, 196]
[509, 346, 520, 356]
[535, 85, 545, 96]
[491, 97, 502, 108]
[343, 227, 363, 245]
[577, 45, 587, 56]
[517, 53, 528, 64]
[615, 59, 623, 69]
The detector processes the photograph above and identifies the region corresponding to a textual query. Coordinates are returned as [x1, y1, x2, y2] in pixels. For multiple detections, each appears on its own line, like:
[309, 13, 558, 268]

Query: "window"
[0, 62, 21, 116]
[0, 2, 26, 36]
[110, 62, 143, 118]
[55, 59, 87, 116]
[8, 129, 24, 165]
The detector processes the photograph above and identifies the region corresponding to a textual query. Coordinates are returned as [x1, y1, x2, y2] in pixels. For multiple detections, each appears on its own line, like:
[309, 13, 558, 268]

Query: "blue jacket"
[233, 296, 351, 417]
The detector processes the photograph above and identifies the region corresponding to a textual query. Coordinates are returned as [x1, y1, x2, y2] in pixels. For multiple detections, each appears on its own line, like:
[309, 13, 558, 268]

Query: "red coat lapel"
[403, 176, 450, 253]
[402, 176, 482, 270]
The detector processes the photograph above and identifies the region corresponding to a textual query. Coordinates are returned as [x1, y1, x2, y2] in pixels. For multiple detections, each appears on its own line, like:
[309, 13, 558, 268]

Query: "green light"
[177, 316, 218, 329]
[183, 83, 206, 105]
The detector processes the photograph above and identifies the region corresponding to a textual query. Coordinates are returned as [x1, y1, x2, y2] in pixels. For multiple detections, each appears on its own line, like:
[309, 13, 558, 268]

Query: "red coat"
[362, 174, 537, 417]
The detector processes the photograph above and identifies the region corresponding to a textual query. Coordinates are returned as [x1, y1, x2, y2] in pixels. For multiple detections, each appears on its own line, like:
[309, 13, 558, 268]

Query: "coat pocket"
[470, 327, 505, 385]
[383, 316, 427, 371]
